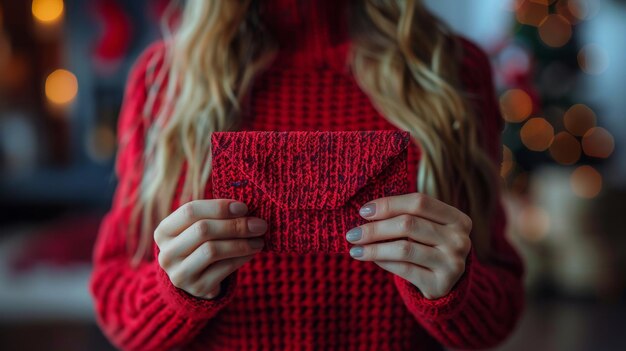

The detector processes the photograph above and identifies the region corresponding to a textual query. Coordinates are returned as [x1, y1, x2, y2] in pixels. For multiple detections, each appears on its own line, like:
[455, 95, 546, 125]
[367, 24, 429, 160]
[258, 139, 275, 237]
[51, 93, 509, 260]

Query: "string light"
[567, 0, 600, 21]
[570, 165, 602, 199]
[538, 14, 572, 48]
[32, 0, 64, 24]
[515, 0, 549, 27]
[45, 69, 78, 106]
[520, 117, 554, 151]
[563, 104, 596, 136]
[518, 205, 551, 242]
[511, 172, 529, 193]
[582, 127, 615, 159]
[86, 126, 116, 162]
[550, 132, 581, 165]
[578, 44, 610, 75]
[500, 89, 533, 123]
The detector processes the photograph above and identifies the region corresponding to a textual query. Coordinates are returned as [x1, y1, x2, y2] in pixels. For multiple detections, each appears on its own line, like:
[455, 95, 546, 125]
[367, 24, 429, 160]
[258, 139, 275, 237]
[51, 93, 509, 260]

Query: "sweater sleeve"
[391, 37, 525, 350]
[88, 41, 239, 351]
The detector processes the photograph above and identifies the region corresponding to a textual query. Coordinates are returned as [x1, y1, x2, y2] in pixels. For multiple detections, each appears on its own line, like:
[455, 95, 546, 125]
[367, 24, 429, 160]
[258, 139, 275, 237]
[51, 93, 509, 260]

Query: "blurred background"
[0, 0, 624, 350]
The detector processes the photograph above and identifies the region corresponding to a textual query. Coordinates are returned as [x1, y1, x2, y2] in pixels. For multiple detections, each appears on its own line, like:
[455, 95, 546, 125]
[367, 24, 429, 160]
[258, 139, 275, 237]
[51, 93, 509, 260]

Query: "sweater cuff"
[155, 260, 238, 320]
[393, 248, 477, 321]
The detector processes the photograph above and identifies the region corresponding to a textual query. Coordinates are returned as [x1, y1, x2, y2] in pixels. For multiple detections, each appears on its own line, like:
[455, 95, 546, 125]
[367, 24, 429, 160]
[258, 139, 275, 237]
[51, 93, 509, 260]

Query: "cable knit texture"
[89, 0, 525, 350]
[211, 130, 410, 253]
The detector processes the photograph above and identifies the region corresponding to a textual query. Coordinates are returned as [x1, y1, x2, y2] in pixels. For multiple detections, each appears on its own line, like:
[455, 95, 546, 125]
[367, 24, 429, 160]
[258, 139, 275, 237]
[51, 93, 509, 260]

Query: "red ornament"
[91, 0, 133, 72]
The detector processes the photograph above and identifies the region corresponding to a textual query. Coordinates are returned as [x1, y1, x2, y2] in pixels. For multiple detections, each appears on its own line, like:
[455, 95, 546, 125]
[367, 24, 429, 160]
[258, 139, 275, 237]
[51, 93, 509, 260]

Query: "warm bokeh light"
[555, 0, 581, 24]
[563, 104, 597, 136]
[511, 172, 529, 193]
[538, 14, 572, 48]
[582, 127, 615, 159]
[500, 89, 533, 123]
[501, 145, 515, 178]
[570, 165, 602, 199]
[32, 0, 64, 24]
[578, 44, 610, 75]
[520, 117, 554, 151]
[515, 0, 549, 27]
[45, 69, 78, 105]
[550, 132, 581, 165]
[518, 205, 551, 242]
[86, 126, 116, 162]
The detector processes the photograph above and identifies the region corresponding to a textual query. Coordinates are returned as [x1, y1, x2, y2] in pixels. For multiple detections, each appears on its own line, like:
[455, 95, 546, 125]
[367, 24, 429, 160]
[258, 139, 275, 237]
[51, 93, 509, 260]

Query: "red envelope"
[210, 130, 410, 254]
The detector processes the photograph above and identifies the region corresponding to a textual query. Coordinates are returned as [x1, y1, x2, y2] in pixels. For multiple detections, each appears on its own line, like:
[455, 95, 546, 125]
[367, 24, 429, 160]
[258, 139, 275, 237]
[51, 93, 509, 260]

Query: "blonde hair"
[128, 0, 499, 265]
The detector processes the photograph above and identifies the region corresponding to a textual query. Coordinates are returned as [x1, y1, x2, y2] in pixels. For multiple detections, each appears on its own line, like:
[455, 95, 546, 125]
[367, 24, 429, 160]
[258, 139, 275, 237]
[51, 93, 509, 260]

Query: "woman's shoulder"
[453, 35, 495, 89]
[453, 35, 505, 162]
[456, 36, 491, 65]
[115, 40, 169, 171]
[126, 40, 169, 92]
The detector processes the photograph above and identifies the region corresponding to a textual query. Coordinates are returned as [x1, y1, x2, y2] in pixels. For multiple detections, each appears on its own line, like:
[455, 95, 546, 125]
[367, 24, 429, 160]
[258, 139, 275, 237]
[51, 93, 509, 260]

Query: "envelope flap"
[211, 130, 410, 210]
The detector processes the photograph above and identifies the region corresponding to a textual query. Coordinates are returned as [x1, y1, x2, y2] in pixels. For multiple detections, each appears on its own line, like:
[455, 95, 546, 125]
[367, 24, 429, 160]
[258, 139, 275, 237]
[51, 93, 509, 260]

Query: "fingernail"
[346, 227, 362, 242]
[229, 202, 248, 216]
[359, 203, 376, 217]
[249, 238, 265, 249]
[248, 218, 268, 233]
[350, 246, 364, 258]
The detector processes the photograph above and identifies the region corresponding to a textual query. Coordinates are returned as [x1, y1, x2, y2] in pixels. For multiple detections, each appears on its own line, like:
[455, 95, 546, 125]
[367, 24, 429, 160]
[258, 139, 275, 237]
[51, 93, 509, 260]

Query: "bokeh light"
[498, 44, 532, 76]
[86, 125, 116, 162]
[502, 145, 515, 178]
[570, 165, 602, 198]
[582, 127, 615, 159]
[515, 0, 549, 27]
[500, 89, 533, 123]
[567, 0, 600, 21]
[45, 69, 78, 105]
[521, 117, 554, 151]
[511, 172, 530, 193]
[563, 104, 597, 136]
[550, 132, 581, 165]
[578, 44, 610, 75]
[538, 14, 572, 48]
[518, 205, 551, 242]
[32, 0, 64, 24]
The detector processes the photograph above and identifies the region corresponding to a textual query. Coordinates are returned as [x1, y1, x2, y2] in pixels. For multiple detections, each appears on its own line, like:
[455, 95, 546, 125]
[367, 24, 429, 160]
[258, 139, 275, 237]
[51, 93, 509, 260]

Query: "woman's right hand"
[154, 199, 267, 299]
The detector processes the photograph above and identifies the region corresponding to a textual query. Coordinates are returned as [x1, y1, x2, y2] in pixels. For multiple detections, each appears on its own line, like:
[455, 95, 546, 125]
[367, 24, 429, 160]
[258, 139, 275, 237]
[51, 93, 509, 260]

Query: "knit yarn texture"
[89, 0, 525, 350]
[211, 130, 410, 253]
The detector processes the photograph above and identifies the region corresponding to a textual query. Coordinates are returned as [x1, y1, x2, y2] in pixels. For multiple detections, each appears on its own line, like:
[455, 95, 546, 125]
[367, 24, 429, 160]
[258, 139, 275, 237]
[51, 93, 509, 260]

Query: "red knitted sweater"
[89, 0, 525, 350]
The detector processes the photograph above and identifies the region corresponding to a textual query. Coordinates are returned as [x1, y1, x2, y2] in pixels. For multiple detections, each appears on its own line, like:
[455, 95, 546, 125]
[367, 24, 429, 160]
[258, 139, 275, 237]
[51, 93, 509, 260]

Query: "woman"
[89, 0, 525, 350]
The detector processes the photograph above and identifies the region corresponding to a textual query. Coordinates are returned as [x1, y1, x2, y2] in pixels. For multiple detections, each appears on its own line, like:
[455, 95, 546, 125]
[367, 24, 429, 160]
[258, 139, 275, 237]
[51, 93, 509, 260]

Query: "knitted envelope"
[210, 130, 410, 254]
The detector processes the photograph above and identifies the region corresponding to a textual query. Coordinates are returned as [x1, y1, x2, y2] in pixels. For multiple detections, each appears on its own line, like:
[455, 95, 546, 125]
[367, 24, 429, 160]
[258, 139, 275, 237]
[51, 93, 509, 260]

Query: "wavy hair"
[128, 0, 499, 265]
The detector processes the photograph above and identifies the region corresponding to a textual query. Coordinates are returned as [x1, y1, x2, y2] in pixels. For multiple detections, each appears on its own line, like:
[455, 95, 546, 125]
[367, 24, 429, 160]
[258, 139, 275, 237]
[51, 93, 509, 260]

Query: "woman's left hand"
[346, 193, 473, 300]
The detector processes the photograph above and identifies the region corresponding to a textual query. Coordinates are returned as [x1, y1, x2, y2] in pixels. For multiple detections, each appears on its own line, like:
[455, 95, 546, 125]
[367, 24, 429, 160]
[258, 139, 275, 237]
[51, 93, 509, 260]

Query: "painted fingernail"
[359, 203, 376, 217]
[350, 246, 364, 258]
[346, 227, 362, 242]
[248, 218, 268, 233]
[249, 238, 265, 249]
[229, 202, 248, 216]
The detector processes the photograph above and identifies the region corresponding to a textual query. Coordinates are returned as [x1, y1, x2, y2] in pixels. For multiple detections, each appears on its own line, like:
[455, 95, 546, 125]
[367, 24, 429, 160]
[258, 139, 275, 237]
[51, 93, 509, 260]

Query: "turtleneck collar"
[258, 0, 351, 71]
